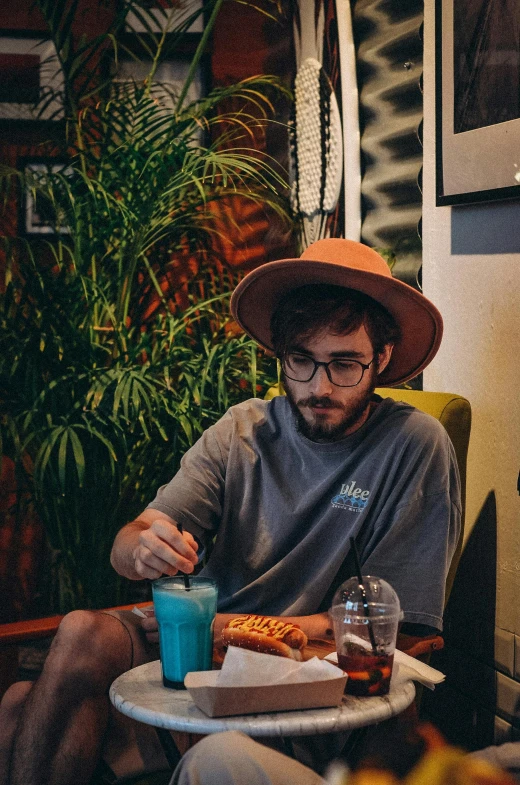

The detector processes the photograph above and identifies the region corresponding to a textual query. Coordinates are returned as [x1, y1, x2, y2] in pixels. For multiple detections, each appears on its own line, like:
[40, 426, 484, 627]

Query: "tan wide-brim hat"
[230, 238, 443, 387]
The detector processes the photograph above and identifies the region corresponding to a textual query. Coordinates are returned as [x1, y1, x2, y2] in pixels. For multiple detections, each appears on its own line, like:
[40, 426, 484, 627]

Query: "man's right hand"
[133, 518, 199, 579]
[111, 509, 199, 581]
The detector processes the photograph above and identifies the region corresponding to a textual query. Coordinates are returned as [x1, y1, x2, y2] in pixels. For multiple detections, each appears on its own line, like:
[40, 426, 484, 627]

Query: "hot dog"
[221, 615, 308, 660]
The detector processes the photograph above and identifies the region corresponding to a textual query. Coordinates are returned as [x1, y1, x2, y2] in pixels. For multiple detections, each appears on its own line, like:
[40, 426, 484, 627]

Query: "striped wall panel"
[352, 0, 424, 288]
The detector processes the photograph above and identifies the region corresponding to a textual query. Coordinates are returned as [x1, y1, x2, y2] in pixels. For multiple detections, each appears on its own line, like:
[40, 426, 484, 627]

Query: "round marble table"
[110, 660, 416, 739]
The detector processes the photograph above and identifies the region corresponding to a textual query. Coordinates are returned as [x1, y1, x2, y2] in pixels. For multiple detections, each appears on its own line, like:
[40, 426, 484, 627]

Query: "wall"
[421, 0, 520, 749]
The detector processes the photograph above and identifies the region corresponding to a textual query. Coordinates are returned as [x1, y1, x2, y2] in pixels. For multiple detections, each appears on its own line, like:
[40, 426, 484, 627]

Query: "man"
[0, 239, 460, 785]
[168, 727, 519, 785]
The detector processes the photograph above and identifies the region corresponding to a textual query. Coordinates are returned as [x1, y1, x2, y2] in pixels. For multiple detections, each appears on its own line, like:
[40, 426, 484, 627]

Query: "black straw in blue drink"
[349, 537, 377, 654]
[177, 523, 191, 591]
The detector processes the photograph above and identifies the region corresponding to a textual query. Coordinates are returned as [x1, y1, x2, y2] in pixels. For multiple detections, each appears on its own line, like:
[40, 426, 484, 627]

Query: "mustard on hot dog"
[221, 615, 308, 660]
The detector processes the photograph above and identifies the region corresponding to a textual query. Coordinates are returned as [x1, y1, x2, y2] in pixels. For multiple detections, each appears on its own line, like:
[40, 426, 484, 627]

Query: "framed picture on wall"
[20, 158, 71, 237]
[113, 54, 205, 112]
[117, 0, 208, 112]
[435, 0, 520, 205]
[0, 33, 64, 122]
[125, 0, 204, 34]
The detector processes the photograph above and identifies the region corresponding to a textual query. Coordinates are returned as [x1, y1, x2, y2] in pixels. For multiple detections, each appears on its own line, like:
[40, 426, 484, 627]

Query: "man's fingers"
[141, 615, 158, 633]
[133, 557, 162, 580]
[138, 529, 196, 574]
[134, 550, 179, 579]
[183, 529, 199, 553]
[148, 520, 199, 565]
[138, 534, 181, 569]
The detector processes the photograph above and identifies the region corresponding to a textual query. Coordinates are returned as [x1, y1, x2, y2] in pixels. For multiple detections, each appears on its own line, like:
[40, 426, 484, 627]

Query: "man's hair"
[270, 284, 401, 359]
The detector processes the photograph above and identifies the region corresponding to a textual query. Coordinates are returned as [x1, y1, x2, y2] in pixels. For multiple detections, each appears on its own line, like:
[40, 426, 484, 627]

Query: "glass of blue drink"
[152, 576, 218, 689]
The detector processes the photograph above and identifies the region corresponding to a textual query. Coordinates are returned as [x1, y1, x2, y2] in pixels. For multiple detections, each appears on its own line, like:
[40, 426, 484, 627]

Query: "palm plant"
[0, 0, 288, 613]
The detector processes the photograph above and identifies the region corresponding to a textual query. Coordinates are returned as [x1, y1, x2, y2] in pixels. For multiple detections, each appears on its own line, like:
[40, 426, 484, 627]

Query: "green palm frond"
[0, 0, 291, 613]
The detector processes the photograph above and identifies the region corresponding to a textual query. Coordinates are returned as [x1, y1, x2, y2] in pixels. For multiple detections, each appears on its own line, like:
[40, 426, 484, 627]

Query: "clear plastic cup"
[330, 576, 403, 696]
[152, 576, 218, 689]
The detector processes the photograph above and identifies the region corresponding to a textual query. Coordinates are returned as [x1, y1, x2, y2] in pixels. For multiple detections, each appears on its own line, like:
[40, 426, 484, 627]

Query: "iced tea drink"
[337, 643, 394, 696]
[330, 576, 402, 697]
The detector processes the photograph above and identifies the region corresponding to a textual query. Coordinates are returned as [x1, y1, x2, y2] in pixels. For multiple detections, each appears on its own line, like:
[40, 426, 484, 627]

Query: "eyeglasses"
[282, 352, 375, 388]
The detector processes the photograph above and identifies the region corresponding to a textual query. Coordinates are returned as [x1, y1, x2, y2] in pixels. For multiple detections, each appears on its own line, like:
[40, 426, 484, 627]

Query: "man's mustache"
[297, 396, 344, 410]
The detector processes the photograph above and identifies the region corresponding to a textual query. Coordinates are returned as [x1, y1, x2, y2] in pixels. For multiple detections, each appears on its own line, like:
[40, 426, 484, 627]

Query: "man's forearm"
[284, 612, 335, 643]
[110, 520, 149, 580]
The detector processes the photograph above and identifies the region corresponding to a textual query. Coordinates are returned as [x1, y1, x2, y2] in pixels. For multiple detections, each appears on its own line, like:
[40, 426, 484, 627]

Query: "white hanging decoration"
[291, 1, 343, 248]
[290, 0, 361, 247]
[293, 57, 343, 218]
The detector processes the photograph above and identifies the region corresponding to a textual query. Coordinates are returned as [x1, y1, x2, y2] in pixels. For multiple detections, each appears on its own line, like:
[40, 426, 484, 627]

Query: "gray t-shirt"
[148, 395, 461, 630]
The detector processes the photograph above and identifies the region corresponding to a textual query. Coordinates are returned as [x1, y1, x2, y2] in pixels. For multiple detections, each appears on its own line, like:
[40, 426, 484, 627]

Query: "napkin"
[392, 649, 445, 689]
[325, 649, 445, 690]
[131, 605, 154, 618]
[218, 645, 343, 687]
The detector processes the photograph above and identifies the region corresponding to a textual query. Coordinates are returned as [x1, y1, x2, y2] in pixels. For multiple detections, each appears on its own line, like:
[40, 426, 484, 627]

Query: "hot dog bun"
[222, 615, 308, 660]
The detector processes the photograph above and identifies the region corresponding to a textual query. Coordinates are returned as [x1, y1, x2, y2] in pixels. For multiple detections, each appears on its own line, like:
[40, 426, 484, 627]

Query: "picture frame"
[125, 0, 204, 35]
[0, 32, 64, 123]
[117, 0, 208, 113]
[113, 52, 205, 112]
[19, 158, 71, 237]
[435, 0, 520, 206]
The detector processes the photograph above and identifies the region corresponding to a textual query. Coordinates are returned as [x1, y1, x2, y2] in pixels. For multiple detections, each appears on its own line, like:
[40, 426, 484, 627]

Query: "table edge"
[110, 662, 416, 738]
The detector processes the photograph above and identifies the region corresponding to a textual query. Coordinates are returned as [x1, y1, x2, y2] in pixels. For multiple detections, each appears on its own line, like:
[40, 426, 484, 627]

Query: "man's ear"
[376, 344, 394, 376]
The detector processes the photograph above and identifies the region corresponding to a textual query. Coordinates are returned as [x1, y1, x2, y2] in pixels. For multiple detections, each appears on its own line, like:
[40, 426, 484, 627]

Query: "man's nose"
[308, 365, 333, 395]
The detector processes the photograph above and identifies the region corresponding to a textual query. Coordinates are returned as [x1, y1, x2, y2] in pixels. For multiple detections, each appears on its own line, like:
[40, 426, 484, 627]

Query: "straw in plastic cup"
[349, 536, 377, 653]
[330, 576, 403, 696]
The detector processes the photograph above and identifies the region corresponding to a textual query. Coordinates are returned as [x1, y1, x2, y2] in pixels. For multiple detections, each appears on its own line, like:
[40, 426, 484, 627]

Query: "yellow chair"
[375, 388, 471, 603]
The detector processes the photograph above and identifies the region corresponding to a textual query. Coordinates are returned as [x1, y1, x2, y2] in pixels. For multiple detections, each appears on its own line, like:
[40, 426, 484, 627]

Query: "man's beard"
[284, 377, 377, 443]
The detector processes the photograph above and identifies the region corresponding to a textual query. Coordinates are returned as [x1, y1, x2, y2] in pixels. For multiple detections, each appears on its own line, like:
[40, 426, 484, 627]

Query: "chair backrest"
[266, 384, 472, 605]
[375, 388, 471, 603]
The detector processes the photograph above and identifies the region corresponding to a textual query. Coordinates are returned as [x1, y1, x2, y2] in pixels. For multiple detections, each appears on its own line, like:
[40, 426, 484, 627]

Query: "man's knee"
[44, 610, 135, 685]
[172, 732, 325, 785]
[185, 731, 247, 761]
[0, 681, 32, 729]
[172, 733, 253, 785]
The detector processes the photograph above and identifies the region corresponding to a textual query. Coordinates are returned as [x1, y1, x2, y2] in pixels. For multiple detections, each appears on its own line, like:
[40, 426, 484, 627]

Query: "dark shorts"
[100, 608, 160, 669]
[97, 608, 167, 781]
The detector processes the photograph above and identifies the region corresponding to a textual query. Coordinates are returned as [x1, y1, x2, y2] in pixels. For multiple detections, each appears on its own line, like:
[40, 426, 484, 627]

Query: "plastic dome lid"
[330, 575, 402, 618]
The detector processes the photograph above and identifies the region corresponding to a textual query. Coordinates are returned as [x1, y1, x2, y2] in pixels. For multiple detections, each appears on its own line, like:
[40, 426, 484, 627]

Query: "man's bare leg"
[0, 682, 32, 785]
[6, 609, 154, 785]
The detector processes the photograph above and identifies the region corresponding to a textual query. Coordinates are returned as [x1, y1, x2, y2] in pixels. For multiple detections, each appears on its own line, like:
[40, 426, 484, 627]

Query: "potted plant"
[0, 0, 289, 613]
